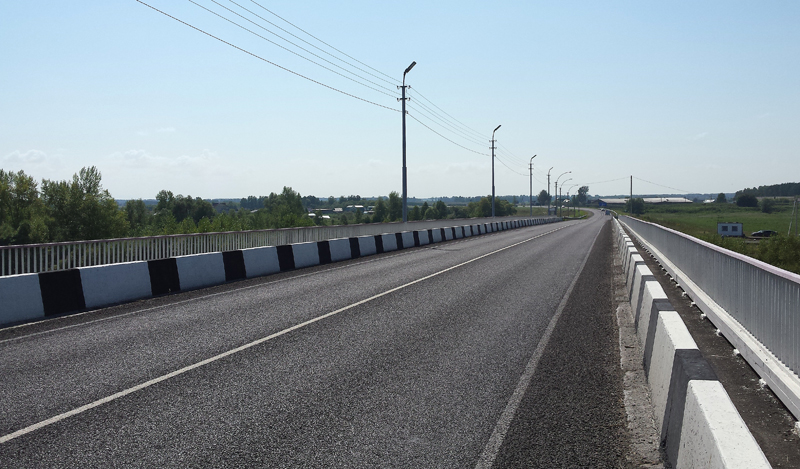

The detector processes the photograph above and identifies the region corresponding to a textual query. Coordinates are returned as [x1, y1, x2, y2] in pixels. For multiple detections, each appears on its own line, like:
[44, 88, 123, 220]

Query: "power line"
[494, 154, 528, 177]
[409, 87, 489, 140]
[633, 176, 692, 194]
[406, 113, 489, 156]
[136, 0, 400, 112]
[248, 0, 400, 84]
[221, 0, 400, 91]
[406, 102, 488, 148]
[406, 90, 488, 144]
[188, 0, 399, 99]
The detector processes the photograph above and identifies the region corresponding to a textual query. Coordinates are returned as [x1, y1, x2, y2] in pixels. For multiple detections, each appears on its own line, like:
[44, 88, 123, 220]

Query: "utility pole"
[399, 61, 416, 223]
[547, 167, 553, 215]
[529, 155, 537, 217]
[630, 175, 633, 214]
[491, 125, 501, 217]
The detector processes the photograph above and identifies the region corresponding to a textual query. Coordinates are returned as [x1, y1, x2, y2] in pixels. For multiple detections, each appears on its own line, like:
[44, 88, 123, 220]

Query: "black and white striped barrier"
[0, 217, 560, 326]
[614, 220, 770, 468]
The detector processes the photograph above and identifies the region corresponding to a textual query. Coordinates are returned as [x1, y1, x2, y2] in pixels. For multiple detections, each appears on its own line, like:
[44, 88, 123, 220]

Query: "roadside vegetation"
[630, 199, 800, 274]
[1, 166, 533, 246]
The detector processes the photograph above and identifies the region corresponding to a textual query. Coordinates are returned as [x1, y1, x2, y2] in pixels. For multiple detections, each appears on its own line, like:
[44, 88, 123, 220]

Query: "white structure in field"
[717, 222, 743, 237]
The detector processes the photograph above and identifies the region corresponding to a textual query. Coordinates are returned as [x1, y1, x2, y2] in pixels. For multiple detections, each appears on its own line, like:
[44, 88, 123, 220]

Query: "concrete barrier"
[80, 261, 152, 309]
[242, 246, 280, 278]
[292, 241, 321, 269]
[176, 253, 226, 291]
[328, 238, 352, 262]
[357, 235, 377, 256]
[0, 217, 554, 326]
[0, 273, 44, 323]
[678, 380, 771, 468]
[613, 219, 770, 468]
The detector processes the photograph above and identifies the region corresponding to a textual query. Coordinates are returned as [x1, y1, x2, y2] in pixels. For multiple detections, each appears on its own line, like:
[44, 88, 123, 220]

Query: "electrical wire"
[136, 0, 400, 112]
[406, 102, 488, 147]
[633, 176, 692, 194]
[406, 113, 490, 156]
[188, 0, 399, 99]
[229, 0, 398, 88]
[410, 88, 489, 140]
[248, 0, 400, 84]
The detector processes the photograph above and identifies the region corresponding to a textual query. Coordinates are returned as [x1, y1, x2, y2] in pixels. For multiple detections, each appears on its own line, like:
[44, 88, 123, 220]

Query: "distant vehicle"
[751, 230, 778, 238]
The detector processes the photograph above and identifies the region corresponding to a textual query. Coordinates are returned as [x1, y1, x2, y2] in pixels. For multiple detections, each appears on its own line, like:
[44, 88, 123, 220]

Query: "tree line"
[1, 167, 520, 246]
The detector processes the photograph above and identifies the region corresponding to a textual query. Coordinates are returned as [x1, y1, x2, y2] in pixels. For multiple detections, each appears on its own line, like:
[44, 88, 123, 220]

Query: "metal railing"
[0, 216, 556, 277]
[621, 216, 800, 375]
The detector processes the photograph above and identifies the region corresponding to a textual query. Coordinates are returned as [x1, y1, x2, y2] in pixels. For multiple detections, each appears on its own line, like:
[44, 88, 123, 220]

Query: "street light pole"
[400, 61, 416, 223]
[547, 167, 553, 215]
[491, 125, 501, 217]
[554, 171, 571, 218]
[566, 184, 578, 217]
[529, 155, 537, 217]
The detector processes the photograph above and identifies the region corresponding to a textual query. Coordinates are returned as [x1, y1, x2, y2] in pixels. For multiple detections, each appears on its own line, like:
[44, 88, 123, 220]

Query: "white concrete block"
[0, 273, 44, 324]
[627, 254, 645, 290]
[453, 226, 463, 239]
[463, 225, 472, 237]
[292, 241, 320, 268]
[636, 280, 669, 341]
[401, 231, 415, 248]
[328, 238, 351, 262]
[380, 234, 398, 252]
[176, 252, 226, 290]
[80, 261, 152, 309]
[648, 311, 698, 433]
[416, 230, 430, 245]
[631, 264, 656, 313]
[358, 236, 377, 256]
[677, 380, 771, 469]
[242, 246, 280, 278]
[430, 229, 442, 243]
[444, 228, 454, 240]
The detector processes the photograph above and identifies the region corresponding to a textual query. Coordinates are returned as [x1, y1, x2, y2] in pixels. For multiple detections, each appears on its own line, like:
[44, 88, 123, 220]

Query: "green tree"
[420, 201, 430, 220]
[626, 197, 645, 215]
[577, 186, 589, 205]
[434, 200, 448, 219]
[41, 166, 128, 241]
[409, 205, 421, 221]
[373, 197, 388, 222]
[715, 193, 727, 203]
[0, 169, 49, 244]
[736, 194, 758, 207]
[354, 209, 363, 224]
[760, 198, 775, 214]
[388, 191, 402, 221]
[125, 199, 150, 233]
[537, 190, 550, 206]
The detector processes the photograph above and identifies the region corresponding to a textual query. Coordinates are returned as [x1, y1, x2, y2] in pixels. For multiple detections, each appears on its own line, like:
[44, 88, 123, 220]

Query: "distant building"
[717, 222, 743, 237]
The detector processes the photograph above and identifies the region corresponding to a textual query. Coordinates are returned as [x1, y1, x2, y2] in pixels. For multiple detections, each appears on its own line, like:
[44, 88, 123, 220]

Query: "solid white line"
[0, 226, 569, 445]
[474, 220, 605, 469]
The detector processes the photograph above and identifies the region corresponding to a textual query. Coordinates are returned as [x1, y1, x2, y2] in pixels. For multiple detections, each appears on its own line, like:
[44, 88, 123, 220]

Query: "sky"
[2, 1, 798, 200]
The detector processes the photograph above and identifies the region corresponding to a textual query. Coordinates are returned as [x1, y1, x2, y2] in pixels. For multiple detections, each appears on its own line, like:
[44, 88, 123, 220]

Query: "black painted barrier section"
[39, 269, 85, 316]
[276, 245, 295, 271]
[222, 250, 247, 281]
[413, 231, 420, 247]
[317, 240, 332, 265]
[374, 235, 384, 254]
[395, 232, 405, 250]
[147, 258, 180, 296]
[348, 237, 361, 259]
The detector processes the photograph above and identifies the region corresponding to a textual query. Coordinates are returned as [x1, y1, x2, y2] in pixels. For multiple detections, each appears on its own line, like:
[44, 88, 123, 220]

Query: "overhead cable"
[188, 0, 399, 99]
[136, 1, 400, 112]
[248, 0, 400, 84]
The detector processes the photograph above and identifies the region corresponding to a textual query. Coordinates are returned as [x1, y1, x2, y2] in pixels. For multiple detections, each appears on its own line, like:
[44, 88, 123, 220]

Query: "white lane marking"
[0, 222, 578, 344]
[474, 220, 606, 469]
[0, 226, 571, 444]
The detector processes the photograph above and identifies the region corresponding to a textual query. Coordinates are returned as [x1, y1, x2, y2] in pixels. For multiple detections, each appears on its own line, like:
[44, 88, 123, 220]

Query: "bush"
[760, 198, 775, 213]
[736, 194, 758, 207]
[758, 235, 800, 274]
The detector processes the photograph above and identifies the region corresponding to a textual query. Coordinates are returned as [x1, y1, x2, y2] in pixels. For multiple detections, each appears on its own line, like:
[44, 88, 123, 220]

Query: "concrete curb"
[613, 220, 770, 468]
[0, 217, 561, 326]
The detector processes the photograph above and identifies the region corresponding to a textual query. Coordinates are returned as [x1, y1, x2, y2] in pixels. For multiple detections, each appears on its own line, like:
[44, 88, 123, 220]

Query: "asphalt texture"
[0, 214, 629, 467]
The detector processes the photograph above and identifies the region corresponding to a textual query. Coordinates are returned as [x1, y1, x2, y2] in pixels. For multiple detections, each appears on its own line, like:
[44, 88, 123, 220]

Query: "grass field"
[638, 201, 797, 239]
[630, 200, 800, 274]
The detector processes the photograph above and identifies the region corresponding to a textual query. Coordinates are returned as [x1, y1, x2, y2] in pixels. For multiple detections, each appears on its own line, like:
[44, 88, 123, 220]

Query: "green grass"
[632, 202, 800, 274]
[638, 202, 796, 238]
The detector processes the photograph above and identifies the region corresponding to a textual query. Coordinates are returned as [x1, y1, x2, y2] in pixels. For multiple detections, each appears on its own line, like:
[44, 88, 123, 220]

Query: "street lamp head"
[404, 61, 417, 75]
[530, 154, 537, 162]
[494, 125, 501, 132]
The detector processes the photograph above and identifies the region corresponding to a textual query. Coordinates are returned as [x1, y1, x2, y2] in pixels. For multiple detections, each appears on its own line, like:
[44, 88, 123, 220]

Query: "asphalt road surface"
[0, 213, 629, 468]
